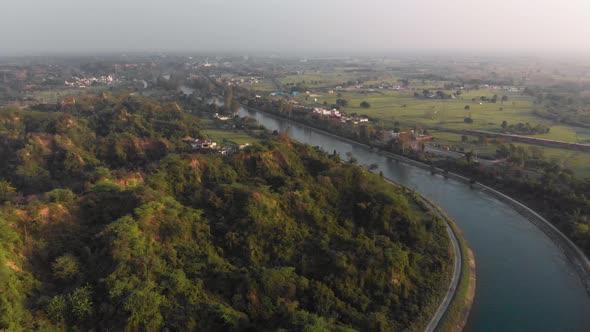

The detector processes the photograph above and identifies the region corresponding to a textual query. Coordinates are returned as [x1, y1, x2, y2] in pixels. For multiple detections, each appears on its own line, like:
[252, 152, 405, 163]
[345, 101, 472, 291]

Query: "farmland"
[246, 62, 590, 177]
[202, 129, 257, 145]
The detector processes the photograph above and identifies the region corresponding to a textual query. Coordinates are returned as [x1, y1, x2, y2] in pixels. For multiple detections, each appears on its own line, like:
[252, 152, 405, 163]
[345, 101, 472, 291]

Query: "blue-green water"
[239, 107, 590, 331]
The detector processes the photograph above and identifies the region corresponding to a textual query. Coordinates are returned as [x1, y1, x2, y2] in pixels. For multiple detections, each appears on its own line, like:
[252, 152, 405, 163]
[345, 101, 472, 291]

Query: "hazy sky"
[1, 0, 589, 55]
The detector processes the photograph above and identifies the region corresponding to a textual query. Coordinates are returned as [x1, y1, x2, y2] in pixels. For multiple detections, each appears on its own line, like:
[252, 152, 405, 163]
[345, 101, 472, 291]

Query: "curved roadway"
[421, 198, 462, 332]
[380, 177, 462, 332]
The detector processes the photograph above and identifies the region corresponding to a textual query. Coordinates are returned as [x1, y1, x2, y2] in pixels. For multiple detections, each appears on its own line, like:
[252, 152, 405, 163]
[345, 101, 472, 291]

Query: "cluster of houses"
[227, 77, 263, 86]
[473, 84, 521, 92]
[184, 137, 250, 155]
[311, 107, 369, 125]
[65, 75, 115, 88]
[385, 130, 433, 142]
[324, 83, 405, 93]
[214, 113, 233, 121]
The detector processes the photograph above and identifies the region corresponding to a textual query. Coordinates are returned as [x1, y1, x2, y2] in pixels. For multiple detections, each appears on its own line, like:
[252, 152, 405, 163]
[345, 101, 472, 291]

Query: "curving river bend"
[237, 106, 590, 331]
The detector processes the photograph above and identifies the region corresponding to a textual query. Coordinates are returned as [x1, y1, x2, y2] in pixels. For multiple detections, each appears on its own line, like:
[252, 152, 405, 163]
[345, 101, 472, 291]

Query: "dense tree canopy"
[0, 94, 450, 331]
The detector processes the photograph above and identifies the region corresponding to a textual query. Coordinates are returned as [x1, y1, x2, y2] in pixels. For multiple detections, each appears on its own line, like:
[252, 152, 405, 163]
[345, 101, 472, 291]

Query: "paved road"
[422, 199, 462, 332]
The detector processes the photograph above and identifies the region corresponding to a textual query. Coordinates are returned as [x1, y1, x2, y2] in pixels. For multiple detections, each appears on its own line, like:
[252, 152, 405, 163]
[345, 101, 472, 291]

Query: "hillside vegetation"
[0, 95, 450, 331]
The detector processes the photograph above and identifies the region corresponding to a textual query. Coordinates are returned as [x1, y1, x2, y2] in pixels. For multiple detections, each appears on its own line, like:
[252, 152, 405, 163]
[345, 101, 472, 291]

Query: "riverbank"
[242, 105, 590, 298]
[417, 196, 474, 332]
[378, 179, 468, 332]
[424, 200, 476, 332]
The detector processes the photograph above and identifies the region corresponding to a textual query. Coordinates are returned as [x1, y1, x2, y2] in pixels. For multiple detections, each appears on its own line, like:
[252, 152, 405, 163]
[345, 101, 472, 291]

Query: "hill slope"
[0, 95, 450, 331]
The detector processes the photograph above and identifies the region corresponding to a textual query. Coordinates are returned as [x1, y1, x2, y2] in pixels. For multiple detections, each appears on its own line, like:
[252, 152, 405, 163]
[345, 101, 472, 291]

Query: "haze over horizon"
[1, 0, 589, 56]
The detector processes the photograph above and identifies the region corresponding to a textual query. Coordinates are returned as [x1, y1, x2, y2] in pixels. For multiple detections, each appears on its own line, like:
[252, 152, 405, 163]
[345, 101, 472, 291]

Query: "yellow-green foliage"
[0, 96, 451, 331]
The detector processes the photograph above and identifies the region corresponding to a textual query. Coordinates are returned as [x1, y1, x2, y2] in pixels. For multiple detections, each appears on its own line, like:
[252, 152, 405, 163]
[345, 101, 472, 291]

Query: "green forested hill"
[0, 95, 450, 331]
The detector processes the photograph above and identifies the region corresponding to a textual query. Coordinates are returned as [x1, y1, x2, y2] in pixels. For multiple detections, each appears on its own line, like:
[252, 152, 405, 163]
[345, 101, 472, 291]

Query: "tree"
[464, 117, 474, 124]
[345, 151, 357, 164]
[465, 150, 474, 163]
[360, 101, 371, 108]
[0, 181, 16, 202]
[336, 99, 348, 107]
[464, 105, 470, 110]
[230, 100, 241, 113]
[461, 135, 469, 142]
[397, 131, 413, 153]
[52, 254, 80, 281]
[123, 282, 165, 331]
[46, 295, 67, 322]
[501, 95, 508, 103]
[68, 286, 93, 321]
[225, 86, 233, 112]
[501, 120, 508, 129]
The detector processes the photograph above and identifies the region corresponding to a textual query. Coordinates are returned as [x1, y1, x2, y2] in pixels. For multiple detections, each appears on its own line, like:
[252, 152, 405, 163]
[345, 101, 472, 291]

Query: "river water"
[237, 106, 590, 331]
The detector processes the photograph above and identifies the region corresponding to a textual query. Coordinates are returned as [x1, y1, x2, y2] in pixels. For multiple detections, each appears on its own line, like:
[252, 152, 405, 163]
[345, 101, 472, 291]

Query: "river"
[236, 106, 590, 331]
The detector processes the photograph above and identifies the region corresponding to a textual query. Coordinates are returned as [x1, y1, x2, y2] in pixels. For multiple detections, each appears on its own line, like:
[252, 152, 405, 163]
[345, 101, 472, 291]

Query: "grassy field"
[270, 69, 590, 177]
[279, 69, 366, 89]
[429, 130, 499, 155]
[30, 88, 102, 103]
[535, 125, 590, 144]
[429, 130, 590, 177]
[292, 87, 590, 145]
[296, 89, 536, 130]
[251, 79, 276, 91]
[513, 143, 590, 178]
[203, 129, 256, 145]
[276, 71, 590, 144]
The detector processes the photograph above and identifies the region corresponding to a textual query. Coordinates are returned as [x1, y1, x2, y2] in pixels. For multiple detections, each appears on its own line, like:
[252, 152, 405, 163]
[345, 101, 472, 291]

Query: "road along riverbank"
[421, 197, 476, 332]
[379, 177, 471, 332]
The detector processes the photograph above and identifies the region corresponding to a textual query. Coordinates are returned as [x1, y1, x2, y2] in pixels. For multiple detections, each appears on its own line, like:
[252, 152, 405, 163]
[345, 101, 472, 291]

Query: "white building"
[190, 139, 217, 149]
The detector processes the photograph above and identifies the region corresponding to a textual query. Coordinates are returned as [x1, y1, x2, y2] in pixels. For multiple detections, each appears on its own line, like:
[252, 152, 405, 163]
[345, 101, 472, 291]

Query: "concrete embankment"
[382, 148, 590, 297]
[420, 197, 476, 332]
[472, 184, 590, 294]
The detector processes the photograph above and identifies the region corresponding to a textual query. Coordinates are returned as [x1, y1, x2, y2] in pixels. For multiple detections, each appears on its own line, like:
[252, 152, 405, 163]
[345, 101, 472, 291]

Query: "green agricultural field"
[278, 70, 590, 177]
[296, 89, 539, 131]
[250, 79, 276, 92]
[203, 129, 256, 145]
[30, 88, 101, 103]
[294, 85, 590, 144]
[279, 70, 362, 89]
[534, 125, 590, 144]
[428, 130, 499, 155]
[429, 130, 590, 177]
[513, 143, 590, 178]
